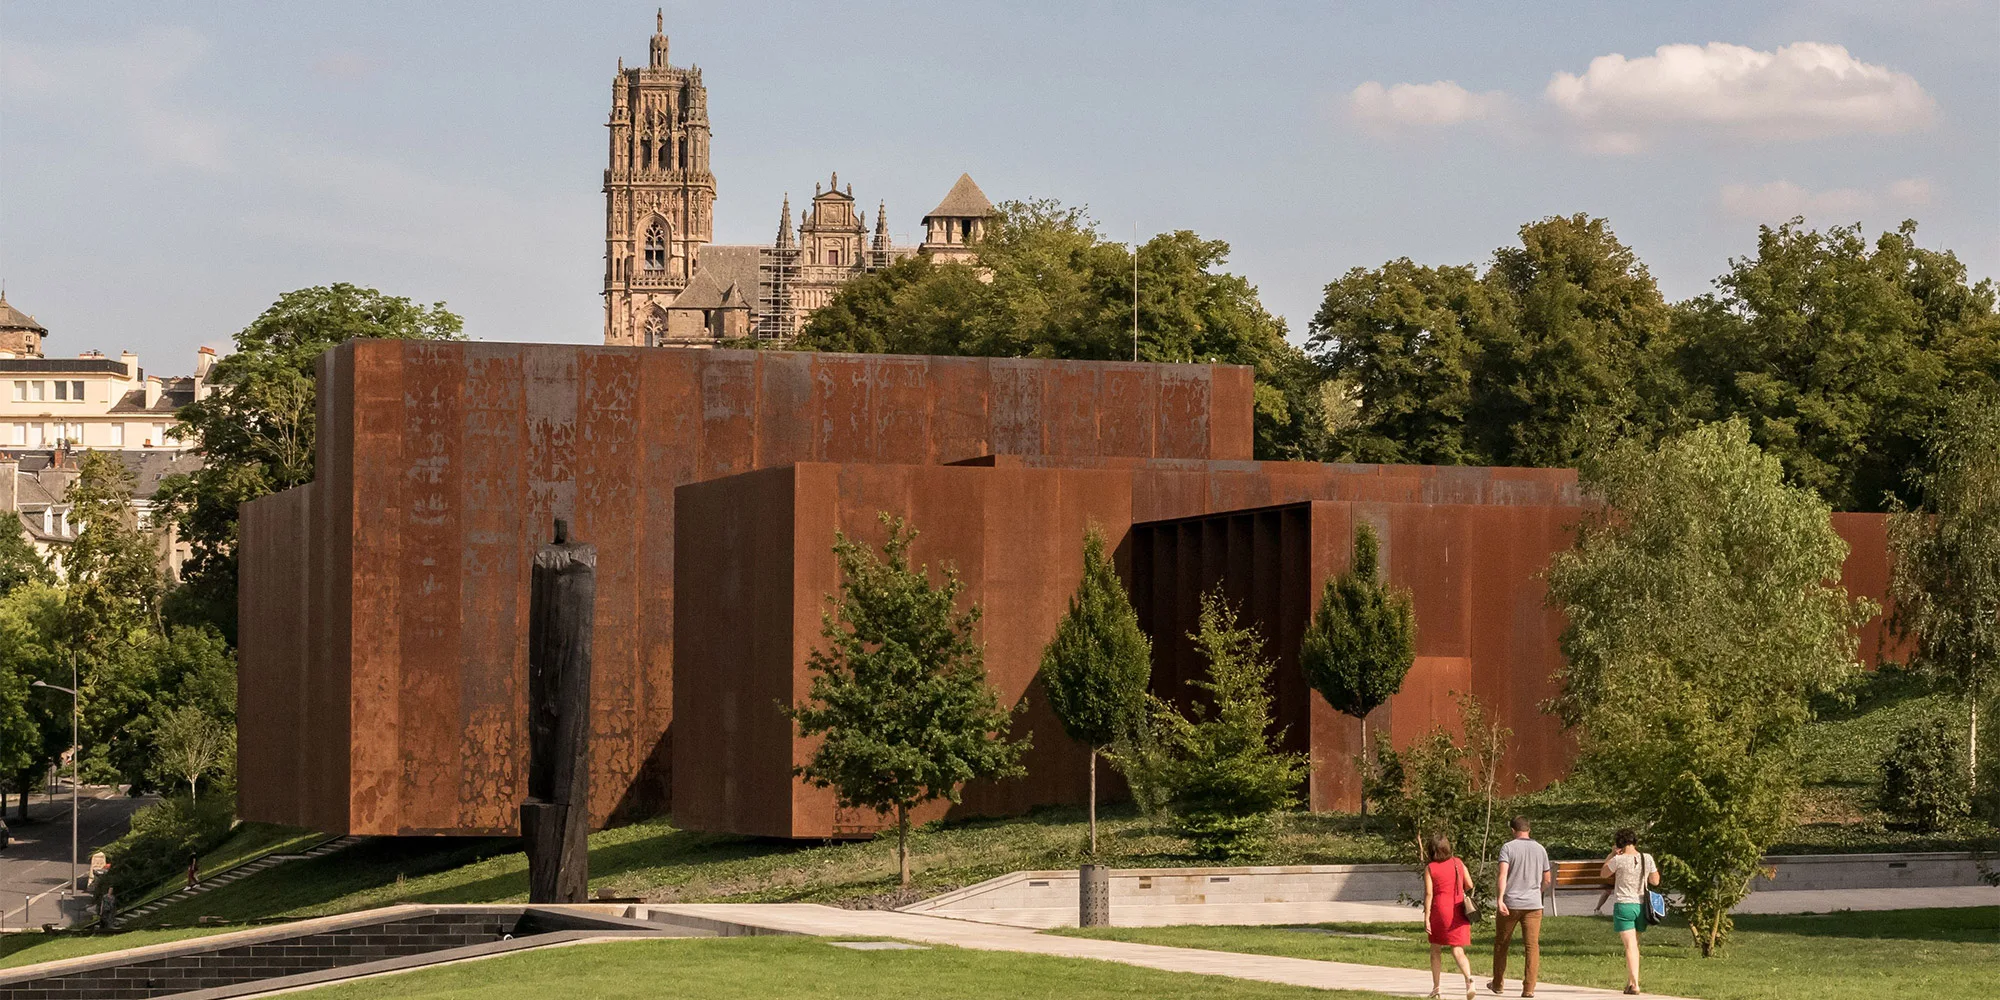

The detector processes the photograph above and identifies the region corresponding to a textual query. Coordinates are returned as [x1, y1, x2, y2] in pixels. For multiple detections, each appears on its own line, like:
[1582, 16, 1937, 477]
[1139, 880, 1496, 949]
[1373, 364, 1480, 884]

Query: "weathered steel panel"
[455, 347, 528, 833]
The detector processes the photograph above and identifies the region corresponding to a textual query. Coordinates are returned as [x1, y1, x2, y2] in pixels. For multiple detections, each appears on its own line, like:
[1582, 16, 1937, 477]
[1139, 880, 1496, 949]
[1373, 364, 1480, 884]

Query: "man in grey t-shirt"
[1489, 815, 1551, 996]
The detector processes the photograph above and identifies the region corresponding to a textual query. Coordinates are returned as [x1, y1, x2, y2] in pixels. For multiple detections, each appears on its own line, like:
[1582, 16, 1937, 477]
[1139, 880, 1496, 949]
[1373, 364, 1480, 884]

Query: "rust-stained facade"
[237, 341, 1253, 836]
[239, 340, 1900, 839]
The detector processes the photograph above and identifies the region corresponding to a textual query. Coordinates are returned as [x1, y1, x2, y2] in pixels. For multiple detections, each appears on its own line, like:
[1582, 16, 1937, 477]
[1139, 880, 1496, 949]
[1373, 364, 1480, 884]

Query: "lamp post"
[31, 668, 79, 905]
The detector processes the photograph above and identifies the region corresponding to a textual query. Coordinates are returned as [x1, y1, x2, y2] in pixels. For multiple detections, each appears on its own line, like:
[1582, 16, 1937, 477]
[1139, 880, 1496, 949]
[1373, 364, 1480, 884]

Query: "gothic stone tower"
[603, 11, 716, 346]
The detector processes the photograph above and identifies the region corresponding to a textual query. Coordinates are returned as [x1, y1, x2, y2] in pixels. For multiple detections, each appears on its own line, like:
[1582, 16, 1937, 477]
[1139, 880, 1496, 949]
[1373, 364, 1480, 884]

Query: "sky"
[1, 1, 1994, 373]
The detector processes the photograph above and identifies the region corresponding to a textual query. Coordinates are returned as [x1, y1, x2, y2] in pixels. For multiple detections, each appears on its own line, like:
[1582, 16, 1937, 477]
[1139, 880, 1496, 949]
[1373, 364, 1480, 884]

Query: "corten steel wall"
[236, 341, 1253, 836]
[1129, 502, 1905, 813]
[1129, 501, 1584, 812]
[674, 462, 1136, 839]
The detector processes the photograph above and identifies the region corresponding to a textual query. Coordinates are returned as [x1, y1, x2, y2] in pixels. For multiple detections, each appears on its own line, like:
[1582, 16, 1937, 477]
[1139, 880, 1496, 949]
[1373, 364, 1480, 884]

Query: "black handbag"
[1639, 852, 1664, 928]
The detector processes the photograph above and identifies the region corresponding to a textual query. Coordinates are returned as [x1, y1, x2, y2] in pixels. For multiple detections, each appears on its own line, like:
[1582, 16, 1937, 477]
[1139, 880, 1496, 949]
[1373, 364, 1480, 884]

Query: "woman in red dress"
[1423, 832, 1476, 1000]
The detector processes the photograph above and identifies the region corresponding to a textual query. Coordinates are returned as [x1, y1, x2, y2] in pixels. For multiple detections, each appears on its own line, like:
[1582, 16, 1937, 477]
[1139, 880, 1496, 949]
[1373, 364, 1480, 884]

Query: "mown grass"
[1058, 907, 2000, 1000]
[114, 821, 332, 913]
[129, 670, 1995, 928]
[292, 936, 1403, 1000]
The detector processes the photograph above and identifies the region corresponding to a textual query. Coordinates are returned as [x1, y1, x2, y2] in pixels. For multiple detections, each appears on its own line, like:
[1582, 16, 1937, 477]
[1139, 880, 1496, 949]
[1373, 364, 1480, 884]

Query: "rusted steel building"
[238, 341, 1899, 838]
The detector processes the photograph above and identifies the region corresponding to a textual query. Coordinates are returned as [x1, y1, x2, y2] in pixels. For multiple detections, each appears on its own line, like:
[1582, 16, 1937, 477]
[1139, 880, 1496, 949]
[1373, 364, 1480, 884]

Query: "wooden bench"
[1548, 859, 1613, 916]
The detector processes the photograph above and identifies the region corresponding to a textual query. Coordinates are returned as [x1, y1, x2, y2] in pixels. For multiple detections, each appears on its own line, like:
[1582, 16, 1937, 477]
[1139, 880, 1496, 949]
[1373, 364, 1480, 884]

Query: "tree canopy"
[1299, 522, 1415, 823]
[787, 514, 1027, 885]
[157, 283, 464, 638]
[1545, 420, 1876, 955]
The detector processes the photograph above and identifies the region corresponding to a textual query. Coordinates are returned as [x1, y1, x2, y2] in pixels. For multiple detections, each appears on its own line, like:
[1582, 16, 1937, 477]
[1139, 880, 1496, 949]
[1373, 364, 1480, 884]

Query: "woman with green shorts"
[1596, 828, 1658, 995]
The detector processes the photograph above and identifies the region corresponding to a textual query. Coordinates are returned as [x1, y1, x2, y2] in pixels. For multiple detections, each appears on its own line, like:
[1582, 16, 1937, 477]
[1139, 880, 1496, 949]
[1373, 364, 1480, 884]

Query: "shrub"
[1880, 714, 1971, 831]
[101, 792, 236, 900]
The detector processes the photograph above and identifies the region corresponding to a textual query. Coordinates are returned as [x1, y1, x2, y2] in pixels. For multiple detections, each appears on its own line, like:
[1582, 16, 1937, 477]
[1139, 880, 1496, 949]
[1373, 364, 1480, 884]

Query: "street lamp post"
[31, 669, 79, 905]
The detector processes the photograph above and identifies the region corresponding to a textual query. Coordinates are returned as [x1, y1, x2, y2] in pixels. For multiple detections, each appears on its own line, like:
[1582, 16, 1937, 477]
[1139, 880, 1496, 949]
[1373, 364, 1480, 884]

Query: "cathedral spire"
[873, 201, 889, 250]
[649, 9, 669, 67]
[777, 195, 795, 248]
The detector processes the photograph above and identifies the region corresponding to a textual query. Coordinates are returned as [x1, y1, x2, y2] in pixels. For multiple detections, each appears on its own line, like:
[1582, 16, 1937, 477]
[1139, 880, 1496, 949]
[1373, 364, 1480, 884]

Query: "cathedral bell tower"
[603, 10, 716, 346]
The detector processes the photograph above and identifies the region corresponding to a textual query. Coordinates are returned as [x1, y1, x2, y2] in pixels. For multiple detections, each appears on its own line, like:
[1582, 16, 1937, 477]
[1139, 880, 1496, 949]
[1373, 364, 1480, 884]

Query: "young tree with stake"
[1300, 522, 1415, 827]
[1040, 528, 1153, 855]
[787, 515, 1027, 887]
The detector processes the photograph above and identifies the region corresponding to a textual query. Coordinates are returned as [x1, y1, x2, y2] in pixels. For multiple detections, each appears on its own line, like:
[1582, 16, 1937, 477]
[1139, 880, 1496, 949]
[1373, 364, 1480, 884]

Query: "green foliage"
[1879, 714, 1972, 832]
[0, 519, 51, 596]
[1676, 221, 2000, 511]
[786, 514, 1028, 884]
[157, 283, 464, 639]
[1545, 420, 1876, 956]
[1888, 391, 2000, 796]
[0, 583, 62, 806]
[64, 451, 164, 646]
[793, 199, 1327, 461]
[149, 705, 234, 801]
[1038, 528, 1152, 851]
[101, 793, 236, 899]
[1311, 217, 2000, 512]
[1311, 214, 1671, 468]
[1299, 523, 1414, 806]
[1361, 696, 1513, 894]
[1040, 528, 1152, 751]
[1147, 591, 1308, 859]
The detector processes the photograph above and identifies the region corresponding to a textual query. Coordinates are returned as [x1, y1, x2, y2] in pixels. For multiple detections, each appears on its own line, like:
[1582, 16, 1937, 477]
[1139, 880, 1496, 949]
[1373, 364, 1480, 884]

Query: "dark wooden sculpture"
[522, 518, 595, 903]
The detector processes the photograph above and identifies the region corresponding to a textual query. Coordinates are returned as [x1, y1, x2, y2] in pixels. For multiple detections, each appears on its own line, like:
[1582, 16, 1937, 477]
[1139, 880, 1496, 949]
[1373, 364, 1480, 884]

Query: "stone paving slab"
[641, 903, 1697, 999]
[925, 900, 1421, 930]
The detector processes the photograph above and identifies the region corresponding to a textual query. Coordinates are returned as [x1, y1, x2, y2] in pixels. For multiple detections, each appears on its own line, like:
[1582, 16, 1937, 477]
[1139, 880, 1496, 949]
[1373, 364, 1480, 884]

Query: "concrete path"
[642, 902, 1696, 999]
[0, 785, 153, 930]
[1729, 885, 1997, 914]
[930, 900, 1421, 930]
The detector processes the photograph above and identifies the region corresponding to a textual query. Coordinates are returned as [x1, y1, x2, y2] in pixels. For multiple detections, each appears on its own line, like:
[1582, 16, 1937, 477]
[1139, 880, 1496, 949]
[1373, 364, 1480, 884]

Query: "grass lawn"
[1058, 907, 2000, 1000]
[0, 925, 241, 969]
[126, 670, 1996, 929]
[292, 936, 1401, 1000]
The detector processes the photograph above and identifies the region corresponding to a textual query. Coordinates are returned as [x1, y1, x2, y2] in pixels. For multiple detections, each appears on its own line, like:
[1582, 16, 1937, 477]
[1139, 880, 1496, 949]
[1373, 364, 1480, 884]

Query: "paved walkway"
[642, 903, 1696, 998]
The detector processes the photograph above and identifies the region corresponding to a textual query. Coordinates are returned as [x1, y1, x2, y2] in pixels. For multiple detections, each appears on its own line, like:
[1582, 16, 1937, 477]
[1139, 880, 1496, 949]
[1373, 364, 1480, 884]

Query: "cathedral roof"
[671, 245, 758, 311]
[925, 174, 995, 220]
[0, 293, 46, 333]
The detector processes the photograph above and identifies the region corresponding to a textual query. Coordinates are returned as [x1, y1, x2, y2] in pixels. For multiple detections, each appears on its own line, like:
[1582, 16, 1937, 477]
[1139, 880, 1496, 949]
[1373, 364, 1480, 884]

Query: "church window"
[827, 248, 841, 265]
[644, 308, 669, 345]
[645, 221, 668, 271]
[961, 219, 974, 243]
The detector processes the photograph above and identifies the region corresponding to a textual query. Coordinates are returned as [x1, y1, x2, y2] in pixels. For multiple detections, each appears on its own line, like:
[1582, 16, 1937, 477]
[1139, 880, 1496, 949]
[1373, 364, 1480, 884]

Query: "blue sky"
[2, 1, 1994, 372]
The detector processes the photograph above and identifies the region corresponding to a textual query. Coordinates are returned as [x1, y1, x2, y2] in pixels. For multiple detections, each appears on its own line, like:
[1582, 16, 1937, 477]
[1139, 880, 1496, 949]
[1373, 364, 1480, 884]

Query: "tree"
[64, 451, 164, 646]
[1676, 220, 2000, 512]
[1888, 392, 2000, 795]
[1149, 590, 1309, 859]
[1299, 522, 1415, 828]
[1546, 420, 1875, 956]
[149, 705, 230, 801]
[1039, 528, 1152, 854]
[1879, 714, 1971, 832]
[794, 200, 1328, 461]
[786, 514, 1028, 886]
[157, 284, 464, 639]
[0, 519, 51, 596]
[0, 583, 62, 819]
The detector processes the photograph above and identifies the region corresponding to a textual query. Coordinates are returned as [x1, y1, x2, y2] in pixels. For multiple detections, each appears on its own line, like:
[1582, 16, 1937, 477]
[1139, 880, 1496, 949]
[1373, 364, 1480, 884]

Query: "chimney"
[144, 376, 162, 410]
[119, 351, 139, 380]
[196, 346, 217, 379]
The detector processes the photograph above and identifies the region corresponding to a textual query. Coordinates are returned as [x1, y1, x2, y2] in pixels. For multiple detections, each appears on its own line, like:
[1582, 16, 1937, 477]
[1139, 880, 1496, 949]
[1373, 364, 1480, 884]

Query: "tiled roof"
[672, 245, 758, 311]
[925, 173, 994, 220]
[0, 293, 45, 333]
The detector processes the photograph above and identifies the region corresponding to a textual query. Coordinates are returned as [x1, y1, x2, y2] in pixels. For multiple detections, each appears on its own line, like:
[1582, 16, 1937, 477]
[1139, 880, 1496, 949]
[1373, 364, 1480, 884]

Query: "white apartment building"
[0, 293, 216, 451]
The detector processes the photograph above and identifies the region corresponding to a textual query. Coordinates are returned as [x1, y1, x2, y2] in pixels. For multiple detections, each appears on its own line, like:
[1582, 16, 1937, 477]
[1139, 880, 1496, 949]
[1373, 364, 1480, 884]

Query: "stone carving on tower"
[603, 10, 716, 346]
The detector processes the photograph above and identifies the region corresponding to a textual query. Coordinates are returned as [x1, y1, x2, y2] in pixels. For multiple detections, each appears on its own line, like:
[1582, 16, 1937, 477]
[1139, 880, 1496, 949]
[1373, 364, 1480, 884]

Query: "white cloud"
[1718, 176, 1936, 222]
[0, 27, 229, 172]
[1348, 80, 1509, 130]
[1546, 42, 1933, 149]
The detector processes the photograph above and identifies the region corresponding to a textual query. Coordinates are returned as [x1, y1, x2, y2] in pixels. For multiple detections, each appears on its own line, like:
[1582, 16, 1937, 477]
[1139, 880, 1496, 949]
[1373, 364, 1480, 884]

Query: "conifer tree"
[787, 514, 1028, 886]
[1299, 522, 1415, 826]
[1151, 590, 1309, 859]
[1040, 528, 1152, 854]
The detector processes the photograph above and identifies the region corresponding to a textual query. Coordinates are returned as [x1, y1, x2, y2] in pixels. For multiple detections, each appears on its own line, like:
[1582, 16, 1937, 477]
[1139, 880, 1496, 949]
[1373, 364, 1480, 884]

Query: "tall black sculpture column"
[522, 519, 594, 904]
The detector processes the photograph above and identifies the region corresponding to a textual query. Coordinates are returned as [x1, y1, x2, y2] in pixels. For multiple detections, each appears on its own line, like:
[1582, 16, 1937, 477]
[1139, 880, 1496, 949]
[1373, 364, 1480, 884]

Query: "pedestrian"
[1595, 828, 1659, 995]
[1489, 815, 1550, 997]
[186, 853, 201, 889]
[1423, 832, 1477, 1000]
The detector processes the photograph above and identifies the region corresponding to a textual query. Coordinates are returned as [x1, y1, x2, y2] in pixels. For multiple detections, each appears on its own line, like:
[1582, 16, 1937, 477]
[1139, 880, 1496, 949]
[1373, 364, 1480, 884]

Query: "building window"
[62, 423, 83, 446]
[152, 423, 167, 447]
[109, 423, 124, 447]
[71, 381, 84, 401]
[644, 220, 668, 271]
[826, 248, 840, 265]
[54, 381, 68, 401]
[29, 381, 44, 402]
[10, 381, 23, 402]
[8, 423, 22, 445]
